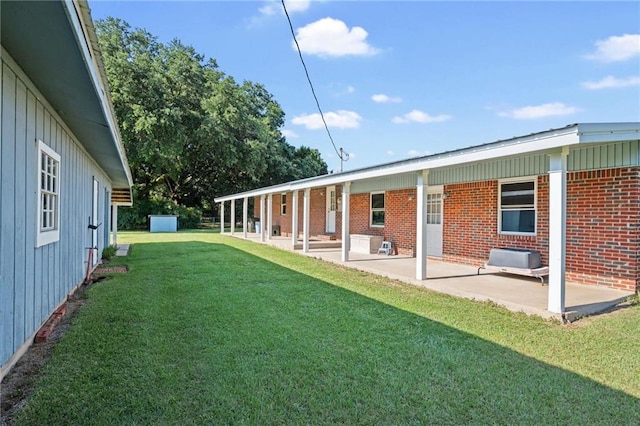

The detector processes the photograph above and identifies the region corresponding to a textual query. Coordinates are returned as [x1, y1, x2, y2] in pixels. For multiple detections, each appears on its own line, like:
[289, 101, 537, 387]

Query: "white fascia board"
[288, 131, 580, 189]
[576, 123, 640, 144]
[215, 129, 582, 202]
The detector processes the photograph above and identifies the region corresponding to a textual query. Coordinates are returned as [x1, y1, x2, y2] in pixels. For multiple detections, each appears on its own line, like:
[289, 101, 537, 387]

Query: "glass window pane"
[501, 182, 534, 206]
[371, 193, 384, 209]
[371, 211, 385, 226]
[501, 210, 535, 233]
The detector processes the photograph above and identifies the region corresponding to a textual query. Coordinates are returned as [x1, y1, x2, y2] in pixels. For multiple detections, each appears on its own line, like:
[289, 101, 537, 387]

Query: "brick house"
[215, 123, 640, 314]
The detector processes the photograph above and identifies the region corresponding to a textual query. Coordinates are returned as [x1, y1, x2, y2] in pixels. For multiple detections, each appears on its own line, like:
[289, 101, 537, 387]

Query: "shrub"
[102, 245, 118, 261]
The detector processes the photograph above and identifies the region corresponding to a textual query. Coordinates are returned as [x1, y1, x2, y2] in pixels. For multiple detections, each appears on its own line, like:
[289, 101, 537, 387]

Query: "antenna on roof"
[339, 148, 350, 172]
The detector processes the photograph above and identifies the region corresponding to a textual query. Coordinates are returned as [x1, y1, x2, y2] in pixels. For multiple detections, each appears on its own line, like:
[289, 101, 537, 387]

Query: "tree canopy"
[96, 17, 327, 217]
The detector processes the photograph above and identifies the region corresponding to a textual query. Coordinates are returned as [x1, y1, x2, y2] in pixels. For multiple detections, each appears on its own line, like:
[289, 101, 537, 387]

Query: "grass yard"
[13, 231, 640, 424]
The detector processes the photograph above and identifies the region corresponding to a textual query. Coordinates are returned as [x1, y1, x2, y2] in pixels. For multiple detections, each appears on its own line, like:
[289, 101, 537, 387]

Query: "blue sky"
[89, 1, 640, 173]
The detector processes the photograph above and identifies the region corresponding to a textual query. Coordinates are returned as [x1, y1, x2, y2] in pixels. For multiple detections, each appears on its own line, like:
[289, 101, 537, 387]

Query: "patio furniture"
[350, 234, 384, 254]
[377, 241, 393, 256]
[477, 247, 548, 284]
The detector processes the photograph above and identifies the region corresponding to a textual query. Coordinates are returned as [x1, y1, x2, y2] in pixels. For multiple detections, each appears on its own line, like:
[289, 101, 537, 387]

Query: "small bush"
[102, 245, 118, 261]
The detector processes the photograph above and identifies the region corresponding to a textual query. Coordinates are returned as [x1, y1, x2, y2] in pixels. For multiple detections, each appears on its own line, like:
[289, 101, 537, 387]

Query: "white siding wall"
[1, 51, 113, 372]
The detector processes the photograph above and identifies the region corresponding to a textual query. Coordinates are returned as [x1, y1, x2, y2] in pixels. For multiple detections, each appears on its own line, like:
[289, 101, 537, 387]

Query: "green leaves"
[96, 17, 327, 216]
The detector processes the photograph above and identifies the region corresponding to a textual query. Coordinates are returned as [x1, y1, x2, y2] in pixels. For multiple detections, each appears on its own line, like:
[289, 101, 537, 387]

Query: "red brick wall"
[349, 190, 417, 256]
[443, 168, 639, 291]
[564, 168, 639, 291]
[254, 187, 342, 238]
[443, 178, 549, 266]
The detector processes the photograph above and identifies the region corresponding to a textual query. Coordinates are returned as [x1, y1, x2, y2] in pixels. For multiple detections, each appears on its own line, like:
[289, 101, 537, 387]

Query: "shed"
[149, 215, 178, 232]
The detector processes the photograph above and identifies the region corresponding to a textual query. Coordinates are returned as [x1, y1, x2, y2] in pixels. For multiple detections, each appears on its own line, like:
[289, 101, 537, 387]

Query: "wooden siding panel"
[351, 174, 416, 194]
[567, 142, 640, 171]
[2, 54, 118, 370]
[429, 155, 548, 185]
[1, 62, 17, 364]
[25, 90, 37, 337]
[13, 77, 27, 347]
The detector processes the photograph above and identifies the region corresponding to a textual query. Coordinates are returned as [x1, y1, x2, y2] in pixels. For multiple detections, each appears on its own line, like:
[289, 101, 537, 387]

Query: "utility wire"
[281, 0, 349, 170]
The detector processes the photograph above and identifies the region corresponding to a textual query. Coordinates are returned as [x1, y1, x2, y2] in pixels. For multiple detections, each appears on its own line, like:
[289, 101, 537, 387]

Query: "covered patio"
[224, 232, 633, 322]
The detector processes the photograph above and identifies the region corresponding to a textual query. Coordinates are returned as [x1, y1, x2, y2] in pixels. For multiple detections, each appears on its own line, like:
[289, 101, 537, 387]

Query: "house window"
[426, 193, 442, 225]
[499, 179, 536, 235]
[370, 192, 385, 227]
[281, 194, 287, 215]
[37, 140, 61, 247]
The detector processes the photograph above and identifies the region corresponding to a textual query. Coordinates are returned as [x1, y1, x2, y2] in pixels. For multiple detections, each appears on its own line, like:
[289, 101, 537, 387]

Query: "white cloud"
[498, 102, 579, 119]
[372, 94, 402, 103]
[386, 150, 394, 156]
[346, 86, 356, 94]
[585, 34, 640, 62]
[292, 110, 362, 129]
[407, 149, 432, 157]
[581, 75, 640, 90]
[295, 18, 378, 58]
[392, 110, 452, 124]
[281, 129, 299, 138]
[260, 0, 311, 16]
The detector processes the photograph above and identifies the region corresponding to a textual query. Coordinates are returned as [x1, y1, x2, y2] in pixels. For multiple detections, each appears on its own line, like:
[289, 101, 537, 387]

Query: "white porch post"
[259, 195, 266, 242]
[548, 147, 568, 314]
[220, 202, 225, 234]
[291, 190, 299, 249]
[267, 194, 273, 240]
[416, 170, 429, 280]
[341, 182, 351, 262]
[303, 188, 310, 253]
[112, 204, 119, 247]
[243, 197, 248, 239]
[230, 199, 236, 236]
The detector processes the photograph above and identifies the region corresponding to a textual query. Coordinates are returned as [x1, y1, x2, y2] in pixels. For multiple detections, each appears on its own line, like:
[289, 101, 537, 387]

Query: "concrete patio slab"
[227, 233, 633, 321]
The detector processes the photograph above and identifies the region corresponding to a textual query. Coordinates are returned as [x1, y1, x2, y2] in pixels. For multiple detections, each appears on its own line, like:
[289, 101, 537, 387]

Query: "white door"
[92, 178, 99, 266]
[326, 186, 336, 233]
[426, 187, 443, 257]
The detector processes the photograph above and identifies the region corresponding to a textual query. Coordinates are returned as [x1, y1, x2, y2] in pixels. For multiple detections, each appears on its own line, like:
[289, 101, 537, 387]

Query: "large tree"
[96, 18, 327, 215]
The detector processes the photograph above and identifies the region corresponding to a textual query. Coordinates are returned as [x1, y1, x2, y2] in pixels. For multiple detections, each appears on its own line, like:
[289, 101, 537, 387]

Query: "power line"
[281, 0, 349, 172]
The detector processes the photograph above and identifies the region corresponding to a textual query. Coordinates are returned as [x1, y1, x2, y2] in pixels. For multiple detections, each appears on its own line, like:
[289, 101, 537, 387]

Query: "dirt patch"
[0, 278, 101, 425]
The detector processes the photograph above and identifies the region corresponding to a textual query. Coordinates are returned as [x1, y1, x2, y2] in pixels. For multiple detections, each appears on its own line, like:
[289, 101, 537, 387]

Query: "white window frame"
[36, 140, 61, 247]
[498, 177, 537, 236]
[370, 191, 385, 228]
[281, 193, 287, 215]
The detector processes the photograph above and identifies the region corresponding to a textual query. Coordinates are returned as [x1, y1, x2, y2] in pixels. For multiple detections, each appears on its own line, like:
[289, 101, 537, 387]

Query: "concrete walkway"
[115, 244, 130, 257]
[226, 233, 633, 322]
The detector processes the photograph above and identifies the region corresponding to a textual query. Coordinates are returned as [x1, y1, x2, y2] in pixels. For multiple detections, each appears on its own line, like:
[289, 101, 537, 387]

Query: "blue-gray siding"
[1, 51, 112, 369]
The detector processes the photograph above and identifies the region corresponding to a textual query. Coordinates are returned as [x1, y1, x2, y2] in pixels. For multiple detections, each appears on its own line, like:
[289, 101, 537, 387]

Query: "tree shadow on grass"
[13, 240, 640, 425]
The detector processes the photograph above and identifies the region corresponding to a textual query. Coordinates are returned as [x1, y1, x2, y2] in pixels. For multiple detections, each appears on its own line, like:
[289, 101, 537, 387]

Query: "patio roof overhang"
[214, 122, 640, 202]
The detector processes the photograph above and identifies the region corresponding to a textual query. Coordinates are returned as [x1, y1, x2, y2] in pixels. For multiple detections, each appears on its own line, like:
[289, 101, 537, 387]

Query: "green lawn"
[15, 231, 640, 424]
